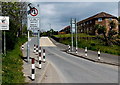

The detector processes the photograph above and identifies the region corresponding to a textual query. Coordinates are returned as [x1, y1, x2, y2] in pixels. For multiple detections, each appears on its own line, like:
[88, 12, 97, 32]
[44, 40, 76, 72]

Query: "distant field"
[53, 33, 120, 56]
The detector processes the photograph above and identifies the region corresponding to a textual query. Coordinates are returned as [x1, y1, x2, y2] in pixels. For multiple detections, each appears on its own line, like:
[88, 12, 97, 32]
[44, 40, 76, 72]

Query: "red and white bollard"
[98, 50, 100, 61]
[33, 44, 36, 53]
[85, 47, 87, 57]
[31, 58, 35, 81]
[38, 52, 42, 69]
[43, 49, 45, 63]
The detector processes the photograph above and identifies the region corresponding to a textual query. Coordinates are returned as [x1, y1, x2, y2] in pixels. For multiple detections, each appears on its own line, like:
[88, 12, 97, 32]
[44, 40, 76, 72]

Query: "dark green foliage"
[94, 21, 118, 46]
[2, 2, 27, 50]
[2, 36, 27, 83]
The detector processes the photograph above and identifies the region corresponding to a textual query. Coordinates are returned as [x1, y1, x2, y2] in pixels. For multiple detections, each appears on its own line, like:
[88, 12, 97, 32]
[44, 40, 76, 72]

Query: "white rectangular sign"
[28, 17, 40, 30]
[0, 16, 9, 30]
[71, 19, 76, 33]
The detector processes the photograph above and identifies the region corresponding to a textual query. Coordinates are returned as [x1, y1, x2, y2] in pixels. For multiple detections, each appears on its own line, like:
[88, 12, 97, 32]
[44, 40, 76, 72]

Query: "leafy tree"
[94, 21, 117, 46]
[2, 2, 27, 50]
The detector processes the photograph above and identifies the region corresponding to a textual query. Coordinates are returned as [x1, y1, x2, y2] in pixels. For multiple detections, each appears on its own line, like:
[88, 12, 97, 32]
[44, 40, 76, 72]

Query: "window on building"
[98, 18, 102, 22]
[81, 29, 83, 32]
[90, 21, 92, 23]
[84, 23, 85, 25]
[109, 18, 112, 21]
[87, 22, 89, 24]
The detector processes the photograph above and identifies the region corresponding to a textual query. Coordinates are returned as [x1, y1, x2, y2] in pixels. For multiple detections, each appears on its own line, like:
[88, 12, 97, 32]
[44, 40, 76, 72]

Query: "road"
[29, 37, 118, 83]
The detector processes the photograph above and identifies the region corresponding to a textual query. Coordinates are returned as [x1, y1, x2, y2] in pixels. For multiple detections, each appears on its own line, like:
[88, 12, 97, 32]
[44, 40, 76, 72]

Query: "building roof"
[77, 12, 117, 24]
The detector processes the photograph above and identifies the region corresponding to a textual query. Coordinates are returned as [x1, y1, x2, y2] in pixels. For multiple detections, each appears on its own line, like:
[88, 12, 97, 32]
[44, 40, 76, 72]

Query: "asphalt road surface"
[29, 37, 118, 83]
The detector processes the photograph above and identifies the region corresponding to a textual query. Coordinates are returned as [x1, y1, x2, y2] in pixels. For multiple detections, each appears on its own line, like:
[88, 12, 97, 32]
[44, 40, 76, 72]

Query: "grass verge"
[2, 36, 27, 84]
[54, 34, 120, 56]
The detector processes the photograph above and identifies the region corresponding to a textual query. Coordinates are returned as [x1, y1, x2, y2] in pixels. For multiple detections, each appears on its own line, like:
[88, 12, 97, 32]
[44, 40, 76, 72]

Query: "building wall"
[60, 13, 119, 35]
[77, 19, 96, 35]
[95, 18, 118, 35]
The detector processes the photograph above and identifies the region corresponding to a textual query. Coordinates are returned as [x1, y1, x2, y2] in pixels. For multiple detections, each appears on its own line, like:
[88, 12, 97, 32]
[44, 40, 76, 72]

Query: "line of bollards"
[67, 45, 101, 61]
[30, 44, 46, 81]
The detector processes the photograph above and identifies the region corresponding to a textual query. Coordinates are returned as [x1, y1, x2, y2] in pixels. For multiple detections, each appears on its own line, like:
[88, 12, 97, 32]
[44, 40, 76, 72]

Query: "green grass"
[2, 36, 27, 84]
[54, 33, 95, 38]
[54, 34, 120, 56]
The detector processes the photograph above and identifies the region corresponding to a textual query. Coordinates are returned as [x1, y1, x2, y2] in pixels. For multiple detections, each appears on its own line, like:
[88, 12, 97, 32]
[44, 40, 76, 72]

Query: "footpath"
[50, 38, 119, 66]
[21, 40, 61, 83]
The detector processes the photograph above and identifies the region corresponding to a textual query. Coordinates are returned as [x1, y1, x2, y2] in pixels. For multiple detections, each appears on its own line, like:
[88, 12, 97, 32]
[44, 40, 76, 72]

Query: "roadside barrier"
[33, 44, 36, 53]
[31, 58, 35, 81]
[39, 52, 42, 69]
[36, 45, 38, 55]
[43, 49, 45, 62]
[98, 50, 100, 61]
[85, 47, 87, 57]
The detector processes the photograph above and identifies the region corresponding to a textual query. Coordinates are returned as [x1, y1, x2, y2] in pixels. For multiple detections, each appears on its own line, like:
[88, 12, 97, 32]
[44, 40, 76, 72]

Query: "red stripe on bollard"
[32, 58, 35, 64]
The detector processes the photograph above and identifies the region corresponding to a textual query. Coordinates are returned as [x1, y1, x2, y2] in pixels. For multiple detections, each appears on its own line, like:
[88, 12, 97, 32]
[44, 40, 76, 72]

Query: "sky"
[24, 0, 119, 31]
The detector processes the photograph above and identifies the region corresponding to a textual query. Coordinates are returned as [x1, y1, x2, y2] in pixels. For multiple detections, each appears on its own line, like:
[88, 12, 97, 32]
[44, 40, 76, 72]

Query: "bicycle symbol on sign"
[28, 3, 38, 16]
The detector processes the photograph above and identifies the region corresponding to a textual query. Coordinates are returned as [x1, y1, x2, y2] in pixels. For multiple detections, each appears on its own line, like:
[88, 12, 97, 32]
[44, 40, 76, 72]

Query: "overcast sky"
[24, 0, 119, 31]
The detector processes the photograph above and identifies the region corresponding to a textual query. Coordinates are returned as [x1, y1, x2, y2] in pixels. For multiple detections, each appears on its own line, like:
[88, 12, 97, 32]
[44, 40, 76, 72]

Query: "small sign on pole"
[0, 16, 9, 30]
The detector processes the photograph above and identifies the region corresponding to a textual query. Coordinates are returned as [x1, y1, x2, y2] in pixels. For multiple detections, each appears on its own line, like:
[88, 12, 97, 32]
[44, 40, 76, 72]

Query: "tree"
[1, 2, 27, 50]
[94, 21, 117, 46]
[94, 24, 109, 45]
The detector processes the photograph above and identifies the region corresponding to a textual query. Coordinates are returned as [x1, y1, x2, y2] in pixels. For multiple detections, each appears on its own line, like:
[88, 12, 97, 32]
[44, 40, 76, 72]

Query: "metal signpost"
[0, 16, 9, 56]
[27, 3, 40, 62]
[70, 18, 77, 53]
[75, 18, 78, 54]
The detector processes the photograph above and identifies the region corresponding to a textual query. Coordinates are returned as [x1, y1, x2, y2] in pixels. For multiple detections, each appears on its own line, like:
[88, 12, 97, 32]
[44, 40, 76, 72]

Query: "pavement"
[22, 37, 61, 83]
[50, 38, 119, 66]
[22, 37, 118, 83]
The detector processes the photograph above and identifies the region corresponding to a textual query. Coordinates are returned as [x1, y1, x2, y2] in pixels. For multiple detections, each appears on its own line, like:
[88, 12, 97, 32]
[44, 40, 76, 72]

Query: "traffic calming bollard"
[39, 47, 41, 54]
[39, 52, 42, 69]
[33, 44, 36, 53]
[76, 47, 78, 54]
[21, 44, 24, 51]
[43, 49, 45, 63]
[68, 45, 70, 52]
[98, 50, 100, 61]
[85, 47, 87, 57]
[31, 58, 35, 81]
[36, 45, 38, 55]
